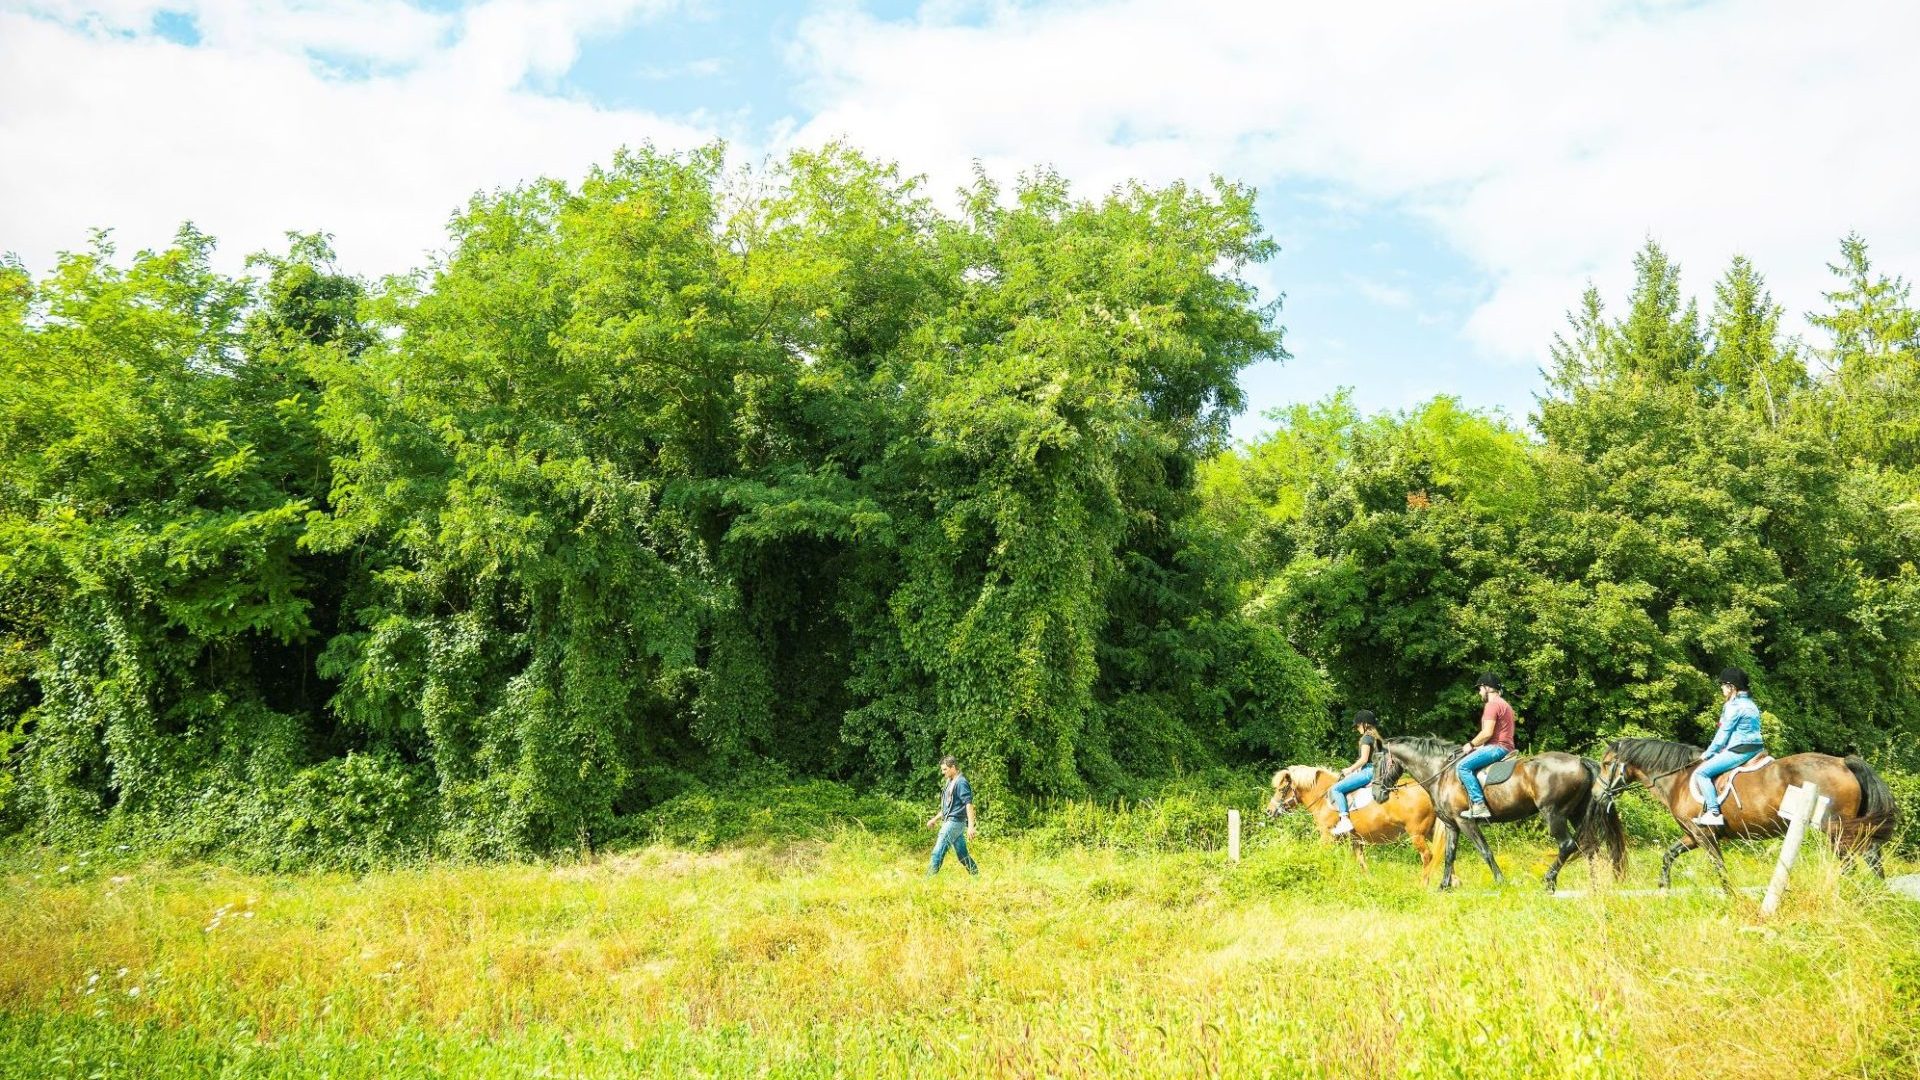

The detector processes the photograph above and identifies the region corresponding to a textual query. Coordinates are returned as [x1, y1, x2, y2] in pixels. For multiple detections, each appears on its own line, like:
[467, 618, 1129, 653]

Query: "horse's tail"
[1843, 756, 1899, 847]
[1575, 759, 1628, 877]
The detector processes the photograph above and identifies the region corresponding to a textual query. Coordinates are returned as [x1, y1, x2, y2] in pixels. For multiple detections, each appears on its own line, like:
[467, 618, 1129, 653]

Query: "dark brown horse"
[1370, 736, 1626, 892]
[1600, 737, 1897, 886]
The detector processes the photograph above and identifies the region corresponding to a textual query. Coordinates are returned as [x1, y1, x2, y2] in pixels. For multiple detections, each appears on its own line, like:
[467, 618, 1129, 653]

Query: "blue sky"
[8, 0, 1918, 440]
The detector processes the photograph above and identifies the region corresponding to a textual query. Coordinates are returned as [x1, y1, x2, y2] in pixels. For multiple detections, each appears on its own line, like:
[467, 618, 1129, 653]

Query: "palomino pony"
[1266, 765, 1440, 884]
[1600, 737, 1898, 886]
[1370, 736, 1626, 892]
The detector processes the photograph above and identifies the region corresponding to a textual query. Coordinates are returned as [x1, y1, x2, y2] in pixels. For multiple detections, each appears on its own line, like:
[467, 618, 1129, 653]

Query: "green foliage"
[5, 149, 1917, 862]
[1216, 239, 1920, 756]
[1, 145, 1328, 859]
[629, 778, 923, 850]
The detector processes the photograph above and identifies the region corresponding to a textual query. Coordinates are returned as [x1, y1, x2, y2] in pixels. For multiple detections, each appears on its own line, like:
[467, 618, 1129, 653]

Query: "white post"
[1228, 809, 1242, 863]
[1761, 783, 1827, 916]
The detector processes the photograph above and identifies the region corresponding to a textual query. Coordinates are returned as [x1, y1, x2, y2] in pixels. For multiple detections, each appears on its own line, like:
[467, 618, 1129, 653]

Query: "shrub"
[628, 779, 923, 850]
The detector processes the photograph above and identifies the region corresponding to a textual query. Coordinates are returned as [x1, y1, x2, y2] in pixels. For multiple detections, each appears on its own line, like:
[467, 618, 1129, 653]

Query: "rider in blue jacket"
[1691, 666, 1764, 827]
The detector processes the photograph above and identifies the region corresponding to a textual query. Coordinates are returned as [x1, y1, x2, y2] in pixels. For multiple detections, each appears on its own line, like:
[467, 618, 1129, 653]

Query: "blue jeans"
[928, 820, 978, 875]
[1330, 768, 1373, 814]
[1457, 746, 1510, 805]
[1692, 748, 1759, 813]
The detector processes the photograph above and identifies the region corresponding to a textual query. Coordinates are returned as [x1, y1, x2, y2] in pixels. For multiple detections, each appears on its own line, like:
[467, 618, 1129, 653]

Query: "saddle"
[1474, 753, 1519, 788]
[1713, 754, 1773, 807]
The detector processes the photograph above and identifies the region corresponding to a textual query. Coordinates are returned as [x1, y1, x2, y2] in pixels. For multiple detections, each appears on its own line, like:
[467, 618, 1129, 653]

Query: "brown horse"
[1370, 736, 1627, 892]
[1600, 737, 1898, 887]
[1266, 765, 1439, 883]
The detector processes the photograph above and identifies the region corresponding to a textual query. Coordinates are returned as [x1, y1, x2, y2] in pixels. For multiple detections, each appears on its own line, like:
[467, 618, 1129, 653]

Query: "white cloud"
[0, 0, 710, 277]
[785, 0, 1920, 363]
[1347, 274, 1412, 310]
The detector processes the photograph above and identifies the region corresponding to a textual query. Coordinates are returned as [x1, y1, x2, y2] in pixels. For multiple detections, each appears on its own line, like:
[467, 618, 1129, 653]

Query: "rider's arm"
[1343, 742, 1371, 775]
[1702, 700, 1734, 757]
[1465, 703, 1496, 749]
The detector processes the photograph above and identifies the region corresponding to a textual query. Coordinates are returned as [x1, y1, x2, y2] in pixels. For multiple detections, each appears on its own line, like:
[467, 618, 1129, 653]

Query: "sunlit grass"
[2, 822, 1916, 1079]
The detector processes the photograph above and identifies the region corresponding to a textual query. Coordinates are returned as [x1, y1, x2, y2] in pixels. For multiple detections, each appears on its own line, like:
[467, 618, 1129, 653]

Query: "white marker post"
[1228, 809, 1242, 863]
[1760, 782, 1830, 916]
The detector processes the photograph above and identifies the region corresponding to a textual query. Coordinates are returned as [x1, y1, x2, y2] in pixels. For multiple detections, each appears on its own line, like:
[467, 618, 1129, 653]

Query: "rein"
[1276, 768, 1375, 817]
[1603, 759, 1698, 800]
[1386, 746, 1468, 797]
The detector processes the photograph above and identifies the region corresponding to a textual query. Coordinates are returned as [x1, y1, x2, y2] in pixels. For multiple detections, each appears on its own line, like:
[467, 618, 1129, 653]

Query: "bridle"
[1599, 753, 1696, 803]
[1375, 745, 1466, 799]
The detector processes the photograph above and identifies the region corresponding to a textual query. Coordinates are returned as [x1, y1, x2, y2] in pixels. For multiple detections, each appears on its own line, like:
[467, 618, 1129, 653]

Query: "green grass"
[2, 812, 1917, 1079]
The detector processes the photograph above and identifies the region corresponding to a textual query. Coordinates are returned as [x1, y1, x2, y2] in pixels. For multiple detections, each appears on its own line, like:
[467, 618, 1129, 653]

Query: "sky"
[3, 0, 1918, 438]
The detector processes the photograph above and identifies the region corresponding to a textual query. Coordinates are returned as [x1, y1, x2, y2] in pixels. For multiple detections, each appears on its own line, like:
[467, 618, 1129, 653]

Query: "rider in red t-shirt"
[1457, 673, 1517, 820]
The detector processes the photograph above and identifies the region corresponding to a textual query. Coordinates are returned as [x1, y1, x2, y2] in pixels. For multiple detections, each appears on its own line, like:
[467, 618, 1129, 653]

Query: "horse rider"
[1457, 673, 1516, 820]
[1329, 710, 1385, 836]
[1691, 666, 1764, 827]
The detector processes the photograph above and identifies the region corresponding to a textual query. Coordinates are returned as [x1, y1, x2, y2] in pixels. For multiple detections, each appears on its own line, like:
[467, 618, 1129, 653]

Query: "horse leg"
[1541, 810, 1577, 894]
[1460, 820, 1503, 884]
[1439, 821, 1461, 890]
[1867, 844, 1886, 880]
[1412, 828, 1434, 887]
[1696, 829, 1733, 894]
[1660, 836, 1697, 888]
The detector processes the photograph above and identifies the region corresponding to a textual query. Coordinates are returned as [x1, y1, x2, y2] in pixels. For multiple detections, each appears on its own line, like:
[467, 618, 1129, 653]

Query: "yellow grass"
[1, 829, 1916, 1079]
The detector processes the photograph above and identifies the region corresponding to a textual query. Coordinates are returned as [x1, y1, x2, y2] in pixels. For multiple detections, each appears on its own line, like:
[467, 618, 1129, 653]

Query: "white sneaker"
[1330, 816, 1354, 836]
[1692, 810, 1726, 827]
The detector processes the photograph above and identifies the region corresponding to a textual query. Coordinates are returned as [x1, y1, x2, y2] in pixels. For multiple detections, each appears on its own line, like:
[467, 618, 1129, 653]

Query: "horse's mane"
[1388, 734, 1457, 758]
[1609, 737, 1703, 774]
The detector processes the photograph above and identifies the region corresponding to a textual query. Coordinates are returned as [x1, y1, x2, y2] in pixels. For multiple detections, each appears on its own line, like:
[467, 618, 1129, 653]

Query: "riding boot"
[1331, 815, 1354, 836]
[1463, 802, 1491, 820]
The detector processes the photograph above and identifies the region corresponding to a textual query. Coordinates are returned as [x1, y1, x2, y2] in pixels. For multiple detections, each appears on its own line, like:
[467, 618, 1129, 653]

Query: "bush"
[264, 753, 436, 869]
[627, 779, 923, 850]
[1883, 766, 1920, 860]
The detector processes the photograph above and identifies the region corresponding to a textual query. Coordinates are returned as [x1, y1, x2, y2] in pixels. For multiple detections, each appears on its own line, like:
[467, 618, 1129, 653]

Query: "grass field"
[2, 807, 1917, 1079]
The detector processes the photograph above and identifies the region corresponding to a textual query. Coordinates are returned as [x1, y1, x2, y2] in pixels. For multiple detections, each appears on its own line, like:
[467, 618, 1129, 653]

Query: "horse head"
[1598, 743, 1633, 802]
[1369, 751, 1403, 803]
[1266, 769, 1297, 817]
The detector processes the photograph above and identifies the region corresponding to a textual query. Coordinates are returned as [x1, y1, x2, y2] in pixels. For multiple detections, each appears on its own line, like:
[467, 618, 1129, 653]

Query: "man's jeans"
[1456, 746, 1510, 805]
[1330, 767, 1373, 815]
[928, 820, 978, 875]
[1691, 748, 1759, 814]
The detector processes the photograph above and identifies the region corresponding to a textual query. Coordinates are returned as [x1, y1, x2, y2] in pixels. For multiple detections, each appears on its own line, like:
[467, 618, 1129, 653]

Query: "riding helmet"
[1717, 666, 1749, 692]
[1474, 673, 1502, 692]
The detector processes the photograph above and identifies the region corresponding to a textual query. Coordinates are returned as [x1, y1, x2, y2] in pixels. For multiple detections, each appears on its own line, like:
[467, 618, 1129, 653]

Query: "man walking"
[926, 755, 979, 876]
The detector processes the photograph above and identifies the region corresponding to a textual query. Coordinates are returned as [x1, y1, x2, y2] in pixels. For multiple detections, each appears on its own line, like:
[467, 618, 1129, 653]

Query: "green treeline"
[1, 145, 1916, 863]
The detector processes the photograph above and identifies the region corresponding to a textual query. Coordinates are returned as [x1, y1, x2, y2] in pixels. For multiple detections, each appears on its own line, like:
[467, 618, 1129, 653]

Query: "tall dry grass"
[1, 824, 1915, 1079]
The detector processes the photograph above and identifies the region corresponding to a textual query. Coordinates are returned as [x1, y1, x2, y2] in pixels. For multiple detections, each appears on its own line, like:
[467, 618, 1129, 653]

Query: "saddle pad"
[1345, 785, 1377, 812]
[1714, 754, 1773, 800]
[1477, 755, 1519, 787]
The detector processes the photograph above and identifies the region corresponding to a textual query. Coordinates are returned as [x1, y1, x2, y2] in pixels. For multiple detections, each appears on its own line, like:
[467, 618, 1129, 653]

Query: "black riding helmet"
[1353, 709, 1377, 727]
[1718, 666, 1750, 692]
[1475, 673, 1502, 692]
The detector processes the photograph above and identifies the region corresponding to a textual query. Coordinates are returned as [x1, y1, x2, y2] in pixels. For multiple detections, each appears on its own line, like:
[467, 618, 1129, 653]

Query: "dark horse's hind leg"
[1459, 820, 1504, 885]
[1867, 845, 1886, 879]
[1659, 836, 1697, 888]
[1541, 810, 1579, 893]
